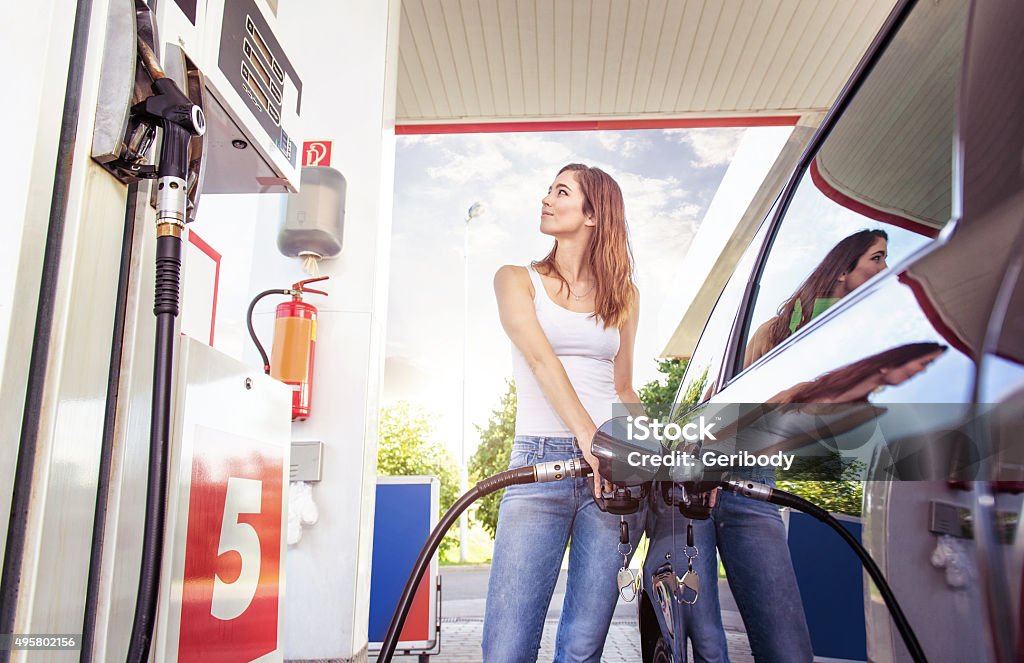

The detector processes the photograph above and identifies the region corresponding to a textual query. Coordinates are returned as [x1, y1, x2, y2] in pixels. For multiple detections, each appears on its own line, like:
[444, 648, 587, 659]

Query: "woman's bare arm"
[614, 286, 645, 417]
[743, 317, 776, 368]
[494, 265, 609, 496]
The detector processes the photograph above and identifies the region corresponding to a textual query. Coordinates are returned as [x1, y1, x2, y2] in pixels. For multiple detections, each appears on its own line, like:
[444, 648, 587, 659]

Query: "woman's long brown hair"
[781, 342, 946, 403]
[765, 229, 888, 349]
[534, 163, 636, 328]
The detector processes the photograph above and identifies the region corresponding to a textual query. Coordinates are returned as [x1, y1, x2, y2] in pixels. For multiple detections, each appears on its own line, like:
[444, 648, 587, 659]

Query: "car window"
[668, 215, 772, 420]
[739, 0, 970, 372]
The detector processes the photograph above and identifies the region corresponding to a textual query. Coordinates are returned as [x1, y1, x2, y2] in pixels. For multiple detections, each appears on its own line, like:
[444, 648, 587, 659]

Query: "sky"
[382, 127, 745, 461]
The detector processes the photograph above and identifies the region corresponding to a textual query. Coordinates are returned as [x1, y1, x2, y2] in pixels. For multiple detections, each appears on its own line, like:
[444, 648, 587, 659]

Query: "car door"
[652, 0, 1024, 660]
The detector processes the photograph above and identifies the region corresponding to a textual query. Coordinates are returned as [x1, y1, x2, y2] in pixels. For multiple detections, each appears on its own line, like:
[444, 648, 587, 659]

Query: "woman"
[744, 229, 889, 368]
[482, 163, 646, 662]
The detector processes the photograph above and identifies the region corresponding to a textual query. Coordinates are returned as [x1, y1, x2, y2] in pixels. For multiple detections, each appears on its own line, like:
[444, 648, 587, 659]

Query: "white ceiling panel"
[397, 0, 898, 125]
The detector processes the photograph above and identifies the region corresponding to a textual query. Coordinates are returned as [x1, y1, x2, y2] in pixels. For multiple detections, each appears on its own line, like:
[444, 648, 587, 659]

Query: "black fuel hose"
[123, 46, 204, 663]
[376, 459, 592, 662]
[126, 232, 181, 663]
[722, 480, 928, 663]
[247, 289, 291, 374]
[376, 467, 926, 662]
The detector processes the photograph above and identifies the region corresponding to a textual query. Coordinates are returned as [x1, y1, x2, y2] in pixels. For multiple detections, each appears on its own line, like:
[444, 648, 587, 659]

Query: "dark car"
[637, 0, 1024, 661]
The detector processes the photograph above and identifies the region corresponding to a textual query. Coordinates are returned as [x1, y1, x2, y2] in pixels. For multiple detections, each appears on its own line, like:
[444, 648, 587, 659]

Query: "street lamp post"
[460, 202, 484, 563]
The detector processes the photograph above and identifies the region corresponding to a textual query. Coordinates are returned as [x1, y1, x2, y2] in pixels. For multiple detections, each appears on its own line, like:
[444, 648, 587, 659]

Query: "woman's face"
[838, 237, 888, 295]
[540, 171, 593, 237]
[881, 349, 944, 385]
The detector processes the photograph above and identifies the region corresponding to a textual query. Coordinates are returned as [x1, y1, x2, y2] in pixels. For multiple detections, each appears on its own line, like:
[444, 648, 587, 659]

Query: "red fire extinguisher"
[247, 276, 329, 421]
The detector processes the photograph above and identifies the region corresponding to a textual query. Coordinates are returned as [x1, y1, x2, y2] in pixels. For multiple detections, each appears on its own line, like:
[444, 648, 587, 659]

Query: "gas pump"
[83, 1, 304, 661]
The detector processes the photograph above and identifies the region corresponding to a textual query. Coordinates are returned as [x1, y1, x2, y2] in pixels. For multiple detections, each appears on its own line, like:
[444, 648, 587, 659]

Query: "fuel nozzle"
[588, 415, 662, 515]
[597, 485, 649, 515]
[670, 481, 722, 520]
[132, 36, 205, 230]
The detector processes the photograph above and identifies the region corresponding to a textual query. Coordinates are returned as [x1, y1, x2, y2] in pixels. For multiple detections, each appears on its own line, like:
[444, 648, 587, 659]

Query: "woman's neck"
[552, 238, 590, 283]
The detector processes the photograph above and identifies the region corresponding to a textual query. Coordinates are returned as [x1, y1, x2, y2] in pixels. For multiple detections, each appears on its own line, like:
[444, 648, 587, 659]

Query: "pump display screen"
[218, 0, 301, 167]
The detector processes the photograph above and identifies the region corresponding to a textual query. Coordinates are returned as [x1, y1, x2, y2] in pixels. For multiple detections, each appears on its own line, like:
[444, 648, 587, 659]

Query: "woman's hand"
[576, 426, 613, 500]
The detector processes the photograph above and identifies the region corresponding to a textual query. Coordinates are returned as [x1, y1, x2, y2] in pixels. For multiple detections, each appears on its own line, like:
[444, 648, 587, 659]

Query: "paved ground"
[393, 565, 754, 663]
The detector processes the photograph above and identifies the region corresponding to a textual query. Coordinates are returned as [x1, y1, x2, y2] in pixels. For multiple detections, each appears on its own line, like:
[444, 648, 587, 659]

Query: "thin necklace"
[549, 261, 592, 301]
[567, 281, 593, 301]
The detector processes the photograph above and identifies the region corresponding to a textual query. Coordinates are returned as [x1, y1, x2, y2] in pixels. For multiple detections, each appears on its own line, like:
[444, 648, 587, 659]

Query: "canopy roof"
[396, 0, 897, 127]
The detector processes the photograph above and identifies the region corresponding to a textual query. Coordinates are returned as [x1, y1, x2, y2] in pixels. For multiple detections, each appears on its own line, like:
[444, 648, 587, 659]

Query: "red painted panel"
[396, 115, 800, 135]
[178, 429, 284, 662]
[400, 565, 432, 642]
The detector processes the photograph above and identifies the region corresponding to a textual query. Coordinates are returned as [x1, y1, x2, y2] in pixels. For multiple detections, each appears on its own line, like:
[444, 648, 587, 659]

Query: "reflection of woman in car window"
[731, 342, 949, 458]
[771, 341, 947, 404]
[744, 229, 888, 368]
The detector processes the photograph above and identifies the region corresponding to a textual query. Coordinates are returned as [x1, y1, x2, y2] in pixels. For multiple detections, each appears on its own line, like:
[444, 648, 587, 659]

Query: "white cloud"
[663, 128, 745, 168]
[467, 213, 514, 254]
[597, 132, 652, 158]
[426, 141, 513, 184]
[397, 134, 441, 146]
[497, 134, 575, 164]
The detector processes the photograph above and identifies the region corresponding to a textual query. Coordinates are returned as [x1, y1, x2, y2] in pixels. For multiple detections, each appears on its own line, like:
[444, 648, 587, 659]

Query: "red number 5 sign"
[178, 428, 284, 662]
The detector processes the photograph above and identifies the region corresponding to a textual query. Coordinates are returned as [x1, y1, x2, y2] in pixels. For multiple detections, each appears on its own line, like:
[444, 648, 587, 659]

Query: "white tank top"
[511, 265, 621, 437]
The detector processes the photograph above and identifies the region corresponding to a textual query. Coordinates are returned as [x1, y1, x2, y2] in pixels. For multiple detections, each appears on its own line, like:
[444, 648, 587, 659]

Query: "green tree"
[777, 456, 865, 516]
[377, 401, 461, 556]
[468, 380, 517, 538]
[638, 358, 689, 419]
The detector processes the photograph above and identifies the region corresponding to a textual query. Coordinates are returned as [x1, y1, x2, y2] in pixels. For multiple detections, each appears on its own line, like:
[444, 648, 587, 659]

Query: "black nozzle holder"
[134, 77, 205, 182]
[131, 77, 206, 227]
[135, 78, 206, 179]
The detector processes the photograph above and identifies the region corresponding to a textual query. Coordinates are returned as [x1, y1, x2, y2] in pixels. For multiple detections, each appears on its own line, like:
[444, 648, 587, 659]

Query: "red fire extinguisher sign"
[177, 426, 284, 662]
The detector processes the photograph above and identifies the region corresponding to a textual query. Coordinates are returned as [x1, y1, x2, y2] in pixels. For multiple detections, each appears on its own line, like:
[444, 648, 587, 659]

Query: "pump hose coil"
[377, 470, 929, 663]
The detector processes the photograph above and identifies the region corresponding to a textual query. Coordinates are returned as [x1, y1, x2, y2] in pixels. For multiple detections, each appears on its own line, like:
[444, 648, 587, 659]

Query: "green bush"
[468, 381, 517, 538]
[377, 401, 461, 555]
[776, 455, 864, 516]
[638, 358, 688, 420]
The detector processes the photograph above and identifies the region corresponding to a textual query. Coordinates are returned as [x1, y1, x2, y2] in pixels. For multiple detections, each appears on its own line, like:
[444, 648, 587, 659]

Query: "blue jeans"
[483, 436, 646, 662]
[645, 471, 812, 663]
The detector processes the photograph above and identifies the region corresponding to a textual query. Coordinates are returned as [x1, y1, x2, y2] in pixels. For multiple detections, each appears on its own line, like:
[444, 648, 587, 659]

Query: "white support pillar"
[244, 1, 401, 660]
